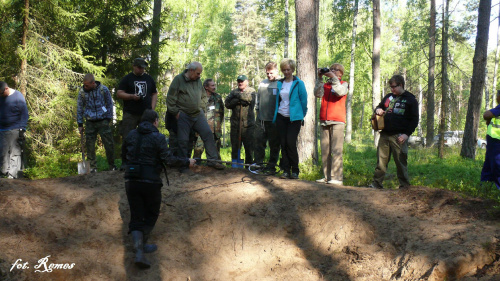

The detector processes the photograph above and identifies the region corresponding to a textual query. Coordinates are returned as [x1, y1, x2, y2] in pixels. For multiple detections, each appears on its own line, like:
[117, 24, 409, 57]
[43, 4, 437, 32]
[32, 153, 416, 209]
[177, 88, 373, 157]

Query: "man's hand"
[397, 134, 408, 144]
[188, 158, 196, 167]
[78, 127, 84, 135]
[132, 94, 141, 101]
[376, 108, 385, 116]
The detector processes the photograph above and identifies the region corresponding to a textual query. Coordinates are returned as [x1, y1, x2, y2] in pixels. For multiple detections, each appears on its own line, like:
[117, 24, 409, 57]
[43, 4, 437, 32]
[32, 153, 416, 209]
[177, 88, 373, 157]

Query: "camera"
[319, 67, 330, 74]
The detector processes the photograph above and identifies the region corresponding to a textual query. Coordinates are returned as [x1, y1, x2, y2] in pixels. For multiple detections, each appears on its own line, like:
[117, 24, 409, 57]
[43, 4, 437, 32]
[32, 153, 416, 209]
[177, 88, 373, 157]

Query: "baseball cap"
[237, 75, 248, 82]
[133, 58, 148, 68]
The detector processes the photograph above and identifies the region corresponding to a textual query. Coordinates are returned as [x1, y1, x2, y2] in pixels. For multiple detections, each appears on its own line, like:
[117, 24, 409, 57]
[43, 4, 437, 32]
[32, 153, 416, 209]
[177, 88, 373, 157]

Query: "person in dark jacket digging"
[122, 109, 195, 269]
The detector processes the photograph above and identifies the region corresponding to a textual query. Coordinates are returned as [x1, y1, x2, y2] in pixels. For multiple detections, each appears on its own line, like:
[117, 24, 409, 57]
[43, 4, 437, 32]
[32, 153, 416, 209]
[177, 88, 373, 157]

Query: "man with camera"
[117, 58, 159, 143]
[313, 64, 349, 185]
[369, 75, 419, 189]
[0, 81, 29, 179]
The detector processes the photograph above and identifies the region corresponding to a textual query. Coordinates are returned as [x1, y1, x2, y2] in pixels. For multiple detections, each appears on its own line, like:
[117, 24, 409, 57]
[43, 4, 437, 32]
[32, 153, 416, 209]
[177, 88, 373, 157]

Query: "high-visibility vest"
[487, 116, 500, 140]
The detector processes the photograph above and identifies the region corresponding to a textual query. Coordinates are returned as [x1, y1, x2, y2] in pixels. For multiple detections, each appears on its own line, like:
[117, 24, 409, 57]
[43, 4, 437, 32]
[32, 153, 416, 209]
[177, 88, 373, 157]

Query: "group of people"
[0, 56, 424, 270]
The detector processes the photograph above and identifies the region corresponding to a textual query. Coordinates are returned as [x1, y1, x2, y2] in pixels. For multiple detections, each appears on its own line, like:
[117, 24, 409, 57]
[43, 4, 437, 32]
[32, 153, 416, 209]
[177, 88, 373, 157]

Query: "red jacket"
[319, 81, 348, 122]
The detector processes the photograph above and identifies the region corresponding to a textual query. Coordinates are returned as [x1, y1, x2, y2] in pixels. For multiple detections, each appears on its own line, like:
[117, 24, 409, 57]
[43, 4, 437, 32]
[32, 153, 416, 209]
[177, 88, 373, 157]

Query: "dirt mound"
[0, 167, 499, 281]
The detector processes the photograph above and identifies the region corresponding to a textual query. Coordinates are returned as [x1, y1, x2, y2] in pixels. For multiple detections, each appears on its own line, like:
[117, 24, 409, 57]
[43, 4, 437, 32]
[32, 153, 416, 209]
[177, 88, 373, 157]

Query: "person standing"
[0, 81, 28, 179]
[314, 64, 349, 185]
[166, 62, 224, 170]
[273, 59, 308, 179]
[122, 109, 195, 269]
[192, 79, 224, 160]
[77, 74, 116, 172]
[369, 75, 419, 189]
[117, 58, 159, 143]
[254, 62, 281, 175]
[481, 90, 500, 190]
[225, 75, 256, 165]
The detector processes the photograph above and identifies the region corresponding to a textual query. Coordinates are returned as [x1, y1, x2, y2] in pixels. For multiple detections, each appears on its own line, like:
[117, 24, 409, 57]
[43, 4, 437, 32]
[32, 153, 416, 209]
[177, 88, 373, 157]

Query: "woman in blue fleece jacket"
[273, 58, 308, 179]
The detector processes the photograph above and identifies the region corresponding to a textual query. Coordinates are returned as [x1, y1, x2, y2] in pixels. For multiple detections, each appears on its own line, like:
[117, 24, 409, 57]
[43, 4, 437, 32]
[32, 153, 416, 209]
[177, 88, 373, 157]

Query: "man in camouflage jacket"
[225, 75, 255, 164]
[193, 79, 224, 159]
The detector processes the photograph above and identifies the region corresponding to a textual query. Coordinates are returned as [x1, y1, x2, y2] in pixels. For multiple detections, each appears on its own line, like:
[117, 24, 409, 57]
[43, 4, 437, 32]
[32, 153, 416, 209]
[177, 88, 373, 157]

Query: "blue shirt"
[0, 90, 29, 131]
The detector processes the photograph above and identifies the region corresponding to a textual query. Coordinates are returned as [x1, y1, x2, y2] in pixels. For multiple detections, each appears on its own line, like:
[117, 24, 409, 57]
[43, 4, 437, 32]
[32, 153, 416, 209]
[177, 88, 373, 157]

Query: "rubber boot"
[143, 234, 158, 254]
[131, 231, 151, 269]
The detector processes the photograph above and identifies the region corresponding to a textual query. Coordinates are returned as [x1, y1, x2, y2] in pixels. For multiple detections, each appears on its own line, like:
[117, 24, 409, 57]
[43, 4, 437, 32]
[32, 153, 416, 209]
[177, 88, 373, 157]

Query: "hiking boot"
[109, 165, 117, 171]
[289, 173, 299, 180]
[90, 168, 98, 173]
[131, 231, 151, 269]
[280, 172, 290, 179]
[208, 162, 225, 170]
[316, 178, 327, 183]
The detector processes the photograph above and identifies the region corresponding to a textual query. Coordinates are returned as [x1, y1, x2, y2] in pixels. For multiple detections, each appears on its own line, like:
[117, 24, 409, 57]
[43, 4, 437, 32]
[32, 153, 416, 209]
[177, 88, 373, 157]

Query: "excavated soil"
[0, 166, 499, 281]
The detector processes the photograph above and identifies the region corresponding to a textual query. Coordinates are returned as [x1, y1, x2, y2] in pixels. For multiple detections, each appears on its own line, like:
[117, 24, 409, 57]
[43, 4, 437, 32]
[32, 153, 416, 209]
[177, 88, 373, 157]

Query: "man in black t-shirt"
[117, 58, 159, 142]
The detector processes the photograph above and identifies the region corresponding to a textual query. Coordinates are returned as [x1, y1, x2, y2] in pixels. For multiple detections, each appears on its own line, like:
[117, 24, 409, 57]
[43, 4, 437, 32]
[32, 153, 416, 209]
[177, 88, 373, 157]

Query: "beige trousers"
[320, 123, 345, 181]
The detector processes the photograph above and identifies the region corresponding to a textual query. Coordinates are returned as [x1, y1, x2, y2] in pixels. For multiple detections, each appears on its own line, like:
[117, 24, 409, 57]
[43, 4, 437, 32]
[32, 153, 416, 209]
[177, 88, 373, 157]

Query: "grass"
[23, 137, 500, 205]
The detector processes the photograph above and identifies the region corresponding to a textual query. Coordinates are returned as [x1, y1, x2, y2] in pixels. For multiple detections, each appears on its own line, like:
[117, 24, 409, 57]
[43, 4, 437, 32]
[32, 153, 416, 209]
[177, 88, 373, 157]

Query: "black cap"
[133, 58, 148, 68]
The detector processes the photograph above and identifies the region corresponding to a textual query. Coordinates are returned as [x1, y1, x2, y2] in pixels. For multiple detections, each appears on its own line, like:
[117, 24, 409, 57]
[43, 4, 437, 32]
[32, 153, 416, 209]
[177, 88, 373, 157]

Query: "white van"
[433, 131, 464, 147]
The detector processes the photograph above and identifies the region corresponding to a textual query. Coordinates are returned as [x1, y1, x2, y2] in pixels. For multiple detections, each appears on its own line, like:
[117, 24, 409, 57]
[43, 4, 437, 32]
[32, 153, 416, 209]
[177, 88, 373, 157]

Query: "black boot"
[143, 234, 158, 254]
[131, 231, 151, 269]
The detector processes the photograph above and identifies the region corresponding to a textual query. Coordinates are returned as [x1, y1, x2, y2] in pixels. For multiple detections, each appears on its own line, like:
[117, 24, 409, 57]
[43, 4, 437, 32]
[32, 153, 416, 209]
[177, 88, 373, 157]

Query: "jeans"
[276, 114, 301, 174]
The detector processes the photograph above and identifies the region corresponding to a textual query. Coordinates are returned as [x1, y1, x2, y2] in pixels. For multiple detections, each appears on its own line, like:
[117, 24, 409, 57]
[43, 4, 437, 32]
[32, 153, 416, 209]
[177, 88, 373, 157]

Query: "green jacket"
[166, 70, 203, 117]
[225, 87, 256, 129]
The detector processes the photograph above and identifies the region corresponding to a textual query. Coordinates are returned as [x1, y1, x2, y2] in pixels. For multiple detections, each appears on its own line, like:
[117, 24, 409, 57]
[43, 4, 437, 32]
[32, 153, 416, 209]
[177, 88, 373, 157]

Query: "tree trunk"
[295, 0, 319, 163]
[426, 0, 436, 147]
[461, 0, 491, 159]
[284, 0, 289, 58]
[493, 3, 500, 101]
[150, 0, 162, 81]
[18, 0, 29, 96]
[372, 0, 381, 146]
[418, 80, 423, 137]
[485, 69, 489, 110]
[345, 0, 358, 144]
[438, 0, 450, 158]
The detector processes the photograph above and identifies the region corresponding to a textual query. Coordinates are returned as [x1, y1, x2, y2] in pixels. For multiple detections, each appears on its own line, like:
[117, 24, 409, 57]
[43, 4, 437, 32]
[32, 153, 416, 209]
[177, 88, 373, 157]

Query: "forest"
[0, 0, 496, 178]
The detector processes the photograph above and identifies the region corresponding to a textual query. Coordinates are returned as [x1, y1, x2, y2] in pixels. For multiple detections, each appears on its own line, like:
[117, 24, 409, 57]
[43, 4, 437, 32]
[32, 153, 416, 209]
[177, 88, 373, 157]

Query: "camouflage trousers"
[0, 129, 23, 178]
[193, 134, 221, 160]
[85, 119, 115, 169]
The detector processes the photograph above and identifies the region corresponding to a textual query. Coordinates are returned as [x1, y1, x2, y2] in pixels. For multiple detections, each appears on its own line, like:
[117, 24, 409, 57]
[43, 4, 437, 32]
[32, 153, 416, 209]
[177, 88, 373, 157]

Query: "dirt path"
[0, 167, 499, 281]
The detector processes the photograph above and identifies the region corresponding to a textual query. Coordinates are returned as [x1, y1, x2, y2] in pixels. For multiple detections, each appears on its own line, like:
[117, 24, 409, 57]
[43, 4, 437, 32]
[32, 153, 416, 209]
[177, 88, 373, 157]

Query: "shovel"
[232, 104, 244, 168]
[78, 133, 90, 174]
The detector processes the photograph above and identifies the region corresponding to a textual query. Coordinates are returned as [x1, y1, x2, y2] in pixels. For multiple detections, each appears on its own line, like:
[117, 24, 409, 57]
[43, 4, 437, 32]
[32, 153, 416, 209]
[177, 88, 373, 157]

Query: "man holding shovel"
[225, 75, 256, 166]
[77, 74, 116, 172]
[0, 81, 28, 179]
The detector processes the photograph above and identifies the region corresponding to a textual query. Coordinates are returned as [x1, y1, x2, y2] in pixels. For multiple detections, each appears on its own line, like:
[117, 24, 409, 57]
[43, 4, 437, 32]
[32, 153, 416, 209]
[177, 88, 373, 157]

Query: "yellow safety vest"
[487, 116, 500, 140]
